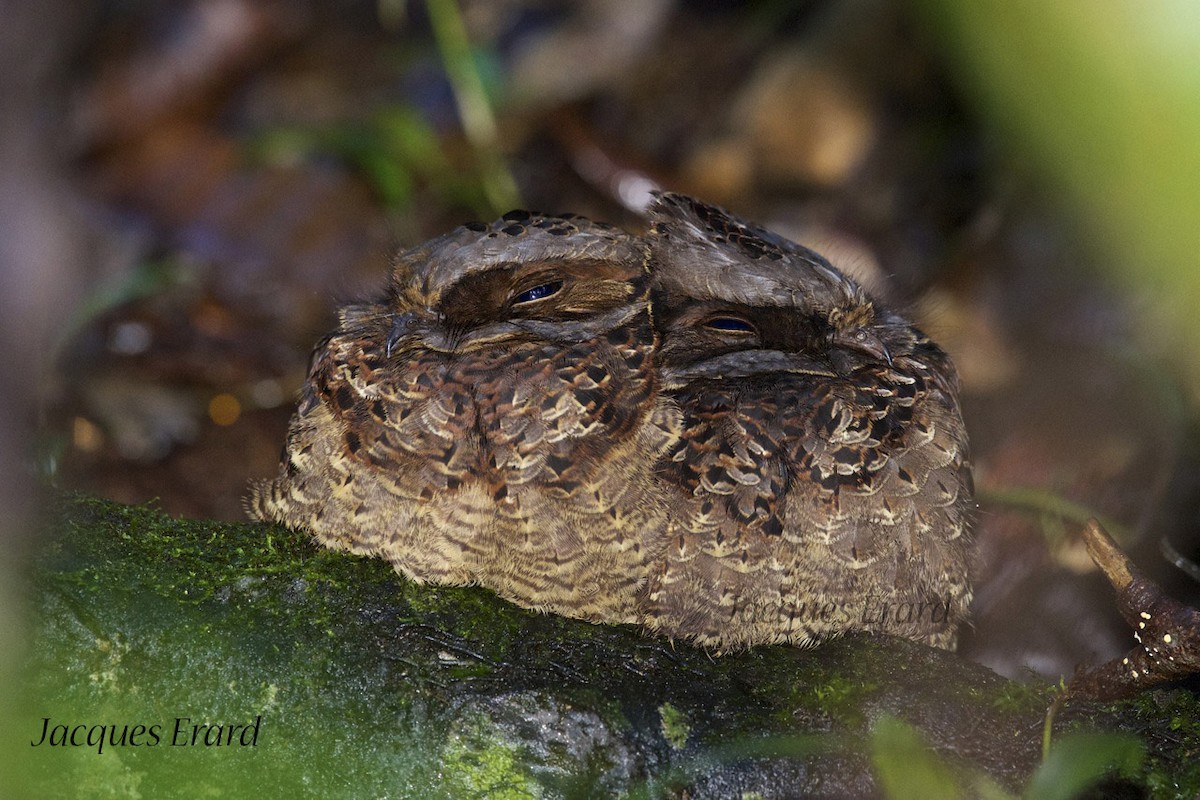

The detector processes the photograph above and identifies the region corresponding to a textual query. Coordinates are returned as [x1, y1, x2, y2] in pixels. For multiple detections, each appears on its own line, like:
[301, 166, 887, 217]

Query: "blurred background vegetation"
[921, 0, 1200, 394]
[2, 0, 1200, 792]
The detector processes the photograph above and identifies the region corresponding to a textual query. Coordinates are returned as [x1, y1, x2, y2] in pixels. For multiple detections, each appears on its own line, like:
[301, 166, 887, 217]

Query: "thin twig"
[1067, 519, 1200, 700]
[1160, 535, 1200, 583]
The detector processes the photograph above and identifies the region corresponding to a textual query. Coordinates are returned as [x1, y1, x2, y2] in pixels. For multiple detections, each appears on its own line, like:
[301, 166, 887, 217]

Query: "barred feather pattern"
[248, 212, 680, 624]
[641, 193, 973, 650]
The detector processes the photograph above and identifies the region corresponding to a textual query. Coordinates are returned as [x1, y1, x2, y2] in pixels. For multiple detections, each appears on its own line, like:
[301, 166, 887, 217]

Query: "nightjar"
[642, 193, 972, 650]
[248, 211, 680, 624]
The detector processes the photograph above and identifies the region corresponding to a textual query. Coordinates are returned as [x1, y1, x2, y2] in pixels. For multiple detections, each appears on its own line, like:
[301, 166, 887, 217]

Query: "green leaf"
[871, 716, 961, 800]
[1025, 733, 1144, 800]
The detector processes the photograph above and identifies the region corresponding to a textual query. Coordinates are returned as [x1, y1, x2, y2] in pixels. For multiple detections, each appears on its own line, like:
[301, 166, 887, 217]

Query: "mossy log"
[12, 495, 1200, 798]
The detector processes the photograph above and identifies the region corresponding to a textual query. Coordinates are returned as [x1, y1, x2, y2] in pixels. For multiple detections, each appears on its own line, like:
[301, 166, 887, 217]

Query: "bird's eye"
[511, 281, 563, 305]
[704, 317, 757, 334]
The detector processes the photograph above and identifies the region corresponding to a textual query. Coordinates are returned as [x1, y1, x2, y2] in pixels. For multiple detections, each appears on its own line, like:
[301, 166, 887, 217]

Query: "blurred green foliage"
[915, 0, 1200, 390]
[872, 716, 1145, 800]
[253, 0, 521, 219]
[872, 716, 963, 799]
[58, 258, 192, 357]
[1026, 732, 1144, 800]
[424, 0, 521, 213]
[252, 106, 496, 217]
[978, 485, 1129, 546]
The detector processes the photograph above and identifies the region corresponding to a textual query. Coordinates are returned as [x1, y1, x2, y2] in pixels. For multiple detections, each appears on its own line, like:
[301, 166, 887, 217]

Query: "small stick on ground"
[1068, 519, 1200, 701]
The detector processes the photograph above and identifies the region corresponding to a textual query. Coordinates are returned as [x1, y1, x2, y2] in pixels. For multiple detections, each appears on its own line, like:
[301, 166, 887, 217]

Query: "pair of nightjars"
[248, 193, 972, 650]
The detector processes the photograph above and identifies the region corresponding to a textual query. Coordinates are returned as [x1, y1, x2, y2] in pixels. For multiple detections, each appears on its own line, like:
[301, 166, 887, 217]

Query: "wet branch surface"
[1069, 520, 1200, 701]
[15, 495, 1200, 798]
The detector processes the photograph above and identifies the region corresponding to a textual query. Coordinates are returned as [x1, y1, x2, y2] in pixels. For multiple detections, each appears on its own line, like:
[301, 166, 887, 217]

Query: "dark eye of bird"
[704, 316, 757, 334]
[511, 281, 563, 305]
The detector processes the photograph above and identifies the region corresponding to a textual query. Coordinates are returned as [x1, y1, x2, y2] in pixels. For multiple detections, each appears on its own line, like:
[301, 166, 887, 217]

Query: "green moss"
[440, 712, 542, 800]
[65, 747, 147, 800]
[11, 494, 1200, 798]
[1107, 690, 1200, 799]
[658, 703, 691, 750]
[810, 673, 877, 718]
[989, 679, 1055, 715]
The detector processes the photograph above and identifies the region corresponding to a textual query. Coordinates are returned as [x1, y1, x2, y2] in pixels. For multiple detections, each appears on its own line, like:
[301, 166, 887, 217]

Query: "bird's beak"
[839, 331, 893, 367]
[385, 311, 420, 357]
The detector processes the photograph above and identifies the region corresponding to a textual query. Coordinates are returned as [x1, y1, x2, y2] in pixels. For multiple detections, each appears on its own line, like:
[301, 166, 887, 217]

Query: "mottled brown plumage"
[642, 193, 973, 650]
[248, 210, 679, 623]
